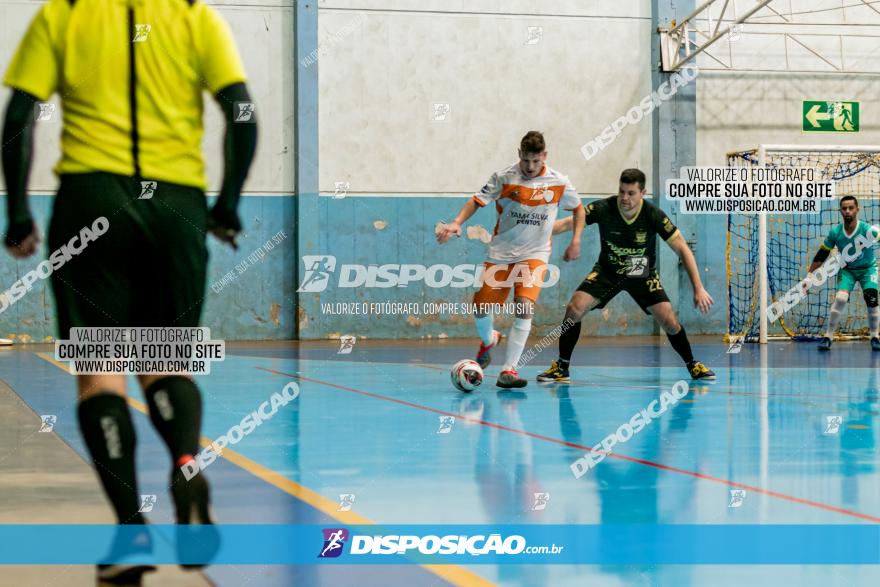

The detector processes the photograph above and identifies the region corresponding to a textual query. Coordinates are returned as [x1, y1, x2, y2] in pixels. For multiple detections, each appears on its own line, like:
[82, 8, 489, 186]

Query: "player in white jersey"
[437, 131, 585, 388]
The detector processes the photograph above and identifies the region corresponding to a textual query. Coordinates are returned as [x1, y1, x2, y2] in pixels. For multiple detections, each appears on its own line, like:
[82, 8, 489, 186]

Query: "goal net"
[727, 146, 880, 342]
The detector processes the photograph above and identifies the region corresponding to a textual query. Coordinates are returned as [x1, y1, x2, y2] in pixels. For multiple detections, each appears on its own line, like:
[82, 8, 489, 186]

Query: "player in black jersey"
[538, 168, 715, 382]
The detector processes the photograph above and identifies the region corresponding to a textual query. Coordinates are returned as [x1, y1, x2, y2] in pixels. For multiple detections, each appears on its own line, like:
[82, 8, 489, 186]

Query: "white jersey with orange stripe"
[472, 163, 582, 263]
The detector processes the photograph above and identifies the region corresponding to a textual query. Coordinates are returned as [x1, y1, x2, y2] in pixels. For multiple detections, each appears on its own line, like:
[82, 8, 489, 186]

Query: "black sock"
[144, 377, 202, 467]
[558, 320, 582, 365]
[77, 394, 144, 524]
[667, 326, 695, 364]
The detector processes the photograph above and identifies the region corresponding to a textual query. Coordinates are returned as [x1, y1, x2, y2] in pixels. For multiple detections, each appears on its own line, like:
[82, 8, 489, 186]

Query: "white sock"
[475, 314, 495, 345]
[503, 318, 532, 371]
[869, 306, 880, 338]
[826, 291, 848, 338]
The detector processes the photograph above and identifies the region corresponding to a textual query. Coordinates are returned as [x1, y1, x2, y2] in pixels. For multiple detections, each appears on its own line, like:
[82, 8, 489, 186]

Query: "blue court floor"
[1, 336, 879, 586]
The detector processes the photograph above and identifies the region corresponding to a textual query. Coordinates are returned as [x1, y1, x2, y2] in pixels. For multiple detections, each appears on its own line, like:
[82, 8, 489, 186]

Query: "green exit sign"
[803, 100, 859, 132]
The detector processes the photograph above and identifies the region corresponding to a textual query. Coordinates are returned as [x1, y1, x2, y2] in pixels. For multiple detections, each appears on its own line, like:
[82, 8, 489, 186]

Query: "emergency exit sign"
[803, 101, 859, 132]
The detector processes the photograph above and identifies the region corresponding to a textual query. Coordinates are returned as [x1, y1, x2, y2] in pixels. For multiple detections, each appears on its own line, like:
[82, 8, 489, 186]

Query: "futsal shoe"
[496, 369, 527, 389]
[871, 337, 880, 352]
[687, 361, 716, 381]
[536, 360, 570, 383]
[0, 338, 12, 346]
[476, 330, 501, 369]
[97, 525, 157, 585]
[818, 336, 833, 351]
[171, 468, 220, 570]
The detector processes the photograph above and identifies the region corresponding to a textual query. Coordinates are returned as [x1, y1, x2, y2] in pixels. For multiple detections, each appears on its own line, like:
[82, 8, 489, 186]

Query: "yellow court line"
[35, 352, 494, 587]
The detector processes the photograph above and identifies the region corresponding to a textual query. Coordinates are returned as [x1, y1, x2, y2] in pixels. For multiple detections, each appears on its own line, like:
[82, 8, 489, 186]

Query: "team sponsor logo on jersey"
[585, 271, 599, 282]
[511, 210, 549, 226]
[607, 243, 647, 257]
[529, 183, 555, 203]
[635, 231, 647, 244]
[662, 217, 675, 233]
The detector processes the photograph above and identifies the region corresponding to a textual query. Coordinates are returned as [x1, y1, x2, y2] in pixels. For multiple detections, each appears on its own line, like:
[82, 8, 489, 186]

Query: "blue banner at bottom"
[0, 525, 877, 565]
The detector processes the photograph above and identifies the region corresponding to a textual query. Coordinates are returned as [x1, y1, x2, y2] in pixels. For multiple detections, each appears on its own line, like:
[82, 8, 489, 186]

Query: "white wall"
[318, 0, 654, 196]
[696, 0, 880, 165]
[0, 0, 294, 194]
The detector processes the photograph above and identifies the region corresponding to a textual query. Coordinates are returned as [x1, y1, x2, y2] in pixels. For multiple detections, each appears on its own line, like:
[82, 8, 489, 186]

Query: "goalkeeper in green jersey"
[808, 196, 880, 351]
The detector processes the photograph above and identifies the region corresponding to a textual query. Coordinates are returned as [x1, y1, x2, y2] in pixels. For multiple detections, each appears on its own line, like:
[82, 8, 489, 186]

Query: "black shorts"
[48, 172, 208, 337]
[576, 264, 670, 314]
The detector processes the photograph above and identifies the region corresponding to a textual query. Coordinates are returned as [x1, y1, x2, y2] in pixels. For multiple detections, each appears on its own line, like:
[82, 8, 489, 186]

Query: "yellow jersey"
[4, 0, 248, 190]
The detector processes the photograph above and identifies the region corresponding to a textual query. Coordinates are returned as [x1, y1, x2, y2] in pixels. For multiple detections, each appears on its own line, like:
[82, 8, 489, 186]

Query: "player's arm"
[438, 172, 501, 244]
[808, 244, 833, 274]
[1, 89, 41, 258]
[197, 4, 256, 249]
[208, 82, 258, 250]
[2, 3, 59, 258]
[666, 233, 713, 314]
[553, 216, 573, 235]
[558, 178, 584, 260]
[436, 198, 480, 244]
[563, 204, 585, 261]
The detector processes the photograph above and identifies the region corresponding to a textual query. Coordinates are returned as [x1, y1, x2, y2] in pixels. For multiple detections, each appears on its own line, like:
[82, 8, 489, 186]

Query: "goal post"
[727, 145, 880, 343]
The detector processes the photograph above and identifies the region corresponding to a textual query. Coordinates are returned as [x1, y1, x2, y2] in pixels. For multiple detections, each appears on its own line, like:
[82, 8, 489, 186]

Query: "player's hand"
[207, 205, 242, 250]
[4, 219, 40, 259]
[693, 287, 714, 314]
[563, 241, 580, 261]
[436, 221, 461, 244]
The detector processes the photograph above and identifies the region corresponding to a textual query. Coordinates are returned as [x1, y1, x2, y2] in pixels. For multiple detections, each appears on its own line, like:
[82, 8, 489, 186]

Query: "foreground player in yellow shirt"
[2, 0, 258, 581]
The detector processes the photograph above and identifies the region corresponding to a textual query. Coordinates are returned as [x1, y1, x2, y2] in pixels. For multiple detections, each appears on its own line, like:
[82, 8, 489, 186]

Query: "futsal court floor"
[1, 336, 878, 587]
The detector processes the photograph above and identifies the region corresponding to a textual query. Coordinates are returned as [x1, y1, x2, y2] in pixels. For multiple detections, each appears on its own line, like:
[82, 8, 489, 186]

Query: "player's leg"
[48, 174, 149, 524]
[76, 375, 145, 524]
[645, 300, 714, 380]
[49, 174, 159, 581]
[820, 269, 855, 350]
[496, 260, 546, 388]
[624, 271, 714, 380]
[473, 261, 510, 368]
[496, 295, 533, 388]
[854, 266, 880, 350]
[132, 181, 215, 542]
[537, 268, 611, 382]
[138, 373, 207, 512]
[865, 288, 880, 350]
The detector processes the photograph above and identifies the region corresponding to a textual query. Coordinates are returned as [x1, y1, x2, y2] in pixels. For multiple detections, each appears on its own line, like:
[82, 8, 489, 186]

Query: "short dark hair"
[620, 168, 646, 190]
[841, 195, 859, 208]
[520, 131, 545, 154]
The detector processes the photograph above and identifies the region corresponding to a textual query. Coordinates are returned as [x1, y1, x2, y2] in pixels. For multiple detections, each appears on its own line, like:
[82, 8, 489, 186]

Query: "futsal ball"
[450, 359, 483, 392]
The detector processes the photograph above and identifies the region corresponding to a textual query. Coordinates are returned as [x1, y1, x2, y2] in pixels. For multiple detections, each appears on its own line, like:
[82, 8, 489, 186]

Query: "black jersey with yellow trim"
[584, 196, 681, 276]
